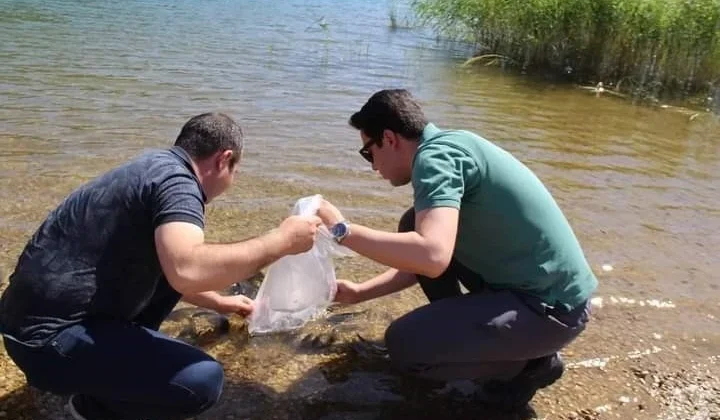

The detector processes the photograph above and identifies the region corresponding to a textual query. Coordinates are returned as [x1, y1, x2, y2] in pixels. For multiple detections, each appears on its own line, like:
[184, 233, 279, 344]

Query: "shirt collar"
[420, 123, 441, 143]
[169, 146, 208, 203]
[412, 123, 442, 168]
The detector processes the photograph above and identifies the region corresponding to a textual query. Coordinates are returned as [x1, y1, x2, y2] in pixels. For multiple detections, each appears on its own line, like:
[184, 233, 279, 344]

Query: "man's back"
[0, 147, 206, 346]
[412, 124, 597, 309]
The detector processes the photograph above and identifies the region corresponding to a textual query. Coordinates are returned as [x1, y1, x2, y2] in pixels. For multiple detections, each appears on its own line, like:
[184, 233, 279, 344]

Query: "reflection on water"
[1, 0, 719, 418]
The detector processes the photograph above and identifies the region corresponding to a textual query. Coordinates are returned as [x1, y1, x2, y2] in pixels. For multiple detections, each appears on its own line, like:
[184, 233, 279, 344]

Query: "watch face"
[333, 222, 347, 237]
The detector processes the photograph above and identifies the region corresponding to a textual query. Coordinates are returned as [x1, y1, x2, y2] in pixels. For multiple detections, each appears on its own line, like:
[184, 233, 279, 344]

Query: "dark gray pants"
[384, 208, 590, 382]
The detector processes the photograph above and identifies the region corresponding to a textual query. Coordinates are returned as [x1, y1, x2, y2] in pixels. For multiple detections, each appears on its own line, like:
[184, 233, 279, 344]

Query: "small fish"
[352, 333, 389, 360]
[298, 331, 338, 349]
[227, 271, 264, 299]
[326, 309, 369, 325]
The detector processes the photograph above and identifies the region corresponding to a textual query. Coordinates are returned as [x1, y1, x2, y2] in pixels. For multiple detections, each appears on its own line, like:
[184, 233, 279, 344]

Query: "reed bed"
[414, 0, 720, 102]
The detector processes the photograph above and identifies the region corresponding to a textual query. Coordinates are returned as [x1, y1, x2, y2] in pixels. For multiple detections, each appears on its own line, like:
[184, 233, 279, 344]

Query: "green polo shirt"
[412, 123, 597, 309]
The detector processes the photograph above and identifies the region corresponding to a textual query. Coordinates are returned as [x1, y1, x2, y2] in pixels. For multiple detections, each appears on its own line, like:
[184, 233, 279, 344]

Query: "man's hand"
[183, 291, 254, 317]
[334, 279, 362, 304]
[215, 294, 254, 317]
[275, 215, 323, 255]
[317, 199, 345, 227]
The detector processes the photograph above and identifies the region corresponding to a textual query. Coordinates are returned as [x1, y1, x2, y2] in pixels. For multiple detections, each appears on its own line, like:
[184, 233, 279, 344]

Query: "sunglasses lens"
[359, 137, 381, 163]
[359, 146, 373, 163]
[362, 150, 373, 163]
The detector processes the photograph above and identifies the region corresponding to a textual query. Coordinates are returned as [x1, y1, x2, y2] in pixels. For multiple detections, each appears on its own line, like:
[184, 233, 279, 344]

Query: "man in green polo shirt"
[317, 89, 597, 412]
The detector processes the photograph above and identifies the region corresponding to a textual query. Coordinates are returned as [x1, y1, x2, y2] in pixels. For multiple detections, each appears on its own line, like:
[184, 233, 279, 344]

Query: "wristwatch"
[330, 220, 351, 244]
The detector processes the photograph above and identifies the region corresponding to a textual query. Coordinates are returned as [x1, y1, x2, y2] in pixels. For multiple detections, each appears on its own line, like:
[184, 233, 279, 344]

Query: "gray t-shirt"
[0, 146, 205, 346]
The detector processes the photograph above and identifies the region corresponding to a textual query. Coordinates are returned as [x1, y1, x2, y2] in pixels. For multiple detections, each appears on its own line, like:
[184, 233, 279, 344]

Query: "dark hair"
[349, 89, 428, 143]
[174, 112, 243, 167]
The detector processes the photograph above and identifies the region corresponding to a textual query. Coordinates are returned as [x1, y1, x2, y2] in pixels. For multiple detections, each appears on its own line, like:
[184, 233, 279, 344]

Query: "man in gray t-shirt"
[0, 113, 322, 420]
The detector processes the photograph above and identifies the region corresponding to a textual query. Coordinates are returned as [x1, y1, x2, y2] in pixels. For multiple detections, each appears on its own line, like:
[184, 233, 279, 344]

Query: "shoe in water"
[68, 395, 90, 420]
[68, 394, 117, 420]
[481, 353, 565, 410]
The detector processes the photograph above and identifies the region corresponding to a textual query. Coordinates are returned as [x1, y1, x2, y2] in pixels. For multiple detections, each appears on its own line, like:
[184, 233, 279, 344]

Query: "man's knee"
[398, 207, 415, 233]
[384, 315, 418, 364]
[385, 317, 442, 379]
[174, 359, 224, 415]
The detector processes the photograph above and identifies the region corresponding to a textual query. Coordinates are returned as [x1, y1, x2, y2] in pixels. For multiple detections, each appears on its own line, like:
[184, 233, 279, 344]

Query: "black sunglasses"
[358, 137, 382, 163]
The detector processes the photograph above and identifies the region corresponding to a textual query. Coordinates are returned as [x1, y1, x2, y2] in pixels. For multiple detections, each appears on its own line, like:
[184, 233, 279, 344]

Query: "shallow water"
[1, 0, 719, 418]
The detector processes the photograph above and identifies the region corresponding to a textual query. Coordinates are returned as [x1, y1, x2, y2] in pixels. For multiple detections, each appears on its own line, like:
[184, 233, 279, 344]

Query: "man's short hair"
[174, 113, 243, 166]
[349, 89, 428, 142]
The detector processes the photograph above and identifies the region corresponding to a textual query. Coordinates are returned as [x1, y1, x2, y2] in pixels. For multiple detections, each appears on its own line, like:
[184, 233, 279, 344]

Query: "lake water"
[1, 0, 719, 418]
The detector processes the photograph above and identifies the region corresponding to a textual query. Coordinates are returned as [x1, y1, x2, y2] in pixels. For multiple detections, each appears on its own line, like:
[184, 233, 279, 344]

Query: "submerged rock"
[162, 308, 232, 347]
[225, 271, 264, 299]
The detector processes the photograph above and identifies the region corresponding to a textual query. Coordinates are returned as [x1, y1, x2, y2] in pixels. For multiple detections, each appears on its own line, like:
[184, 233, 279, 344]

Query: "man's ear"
[383, 129, 398, 148]
[217, 149, 234, 170]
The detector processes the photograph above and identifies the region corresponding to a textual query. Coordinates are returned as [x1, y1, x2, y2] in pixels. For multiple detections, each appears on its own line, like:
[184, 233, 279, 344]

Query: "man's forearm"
[182, 230, 287, 293]
[343, 224, 445, 278]
[182, 291, 224, 311]
[357, 269, 418, 302]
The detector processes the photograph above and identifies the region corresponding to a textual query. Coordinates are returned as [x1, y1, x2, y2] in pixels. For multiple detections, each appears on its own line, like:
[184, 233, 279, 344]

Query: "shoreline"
[0, 293, 718, 419]
[0, 165, 717, 420]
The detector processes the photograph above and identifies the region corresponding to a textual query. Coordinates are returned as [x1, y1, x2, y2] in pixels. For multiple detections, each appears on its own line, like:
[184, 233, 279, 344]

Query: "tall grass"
[413, 0, 720, 102]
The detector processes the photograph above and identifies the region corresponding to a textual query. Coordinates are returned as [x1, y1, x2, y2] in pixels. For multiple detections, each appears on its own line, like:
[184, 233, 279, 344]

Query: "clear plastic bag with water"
[248, 195, 352, 335]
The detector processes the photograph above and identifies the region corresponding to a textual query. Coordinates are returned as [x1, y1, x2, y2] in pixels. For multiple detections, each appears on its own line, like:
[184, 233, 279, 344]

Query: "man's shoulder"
[428, 126, 485, 140]
[124, 148, 194, 182]
[419, 128, 491, 153]
[131, 148, 180, 169]
[415, 129, 492, 170]
[69, 149, 197, 204]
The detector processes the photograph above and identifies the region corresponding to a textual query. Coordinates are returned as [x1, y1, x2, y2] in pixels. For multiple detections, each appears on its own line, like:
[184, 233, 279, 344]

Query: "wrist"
[185, 291, 226, 312]
[330, 220, 351, 244]
[352, 281, 368, 303]
[264, 228, 289, 258]
[213, 295, 232, 312]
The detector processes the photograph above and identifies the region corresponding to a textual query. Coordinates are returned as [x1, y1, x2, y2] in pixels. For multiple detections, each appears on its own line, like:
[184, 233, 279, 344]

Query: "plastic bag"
[248, 195, 352, 335]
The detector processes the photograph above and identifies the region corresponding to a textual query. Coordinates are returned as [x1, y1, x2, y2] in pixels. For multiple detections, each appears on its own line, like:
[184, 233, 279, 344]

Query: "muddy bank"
[0, 289, 718, 420]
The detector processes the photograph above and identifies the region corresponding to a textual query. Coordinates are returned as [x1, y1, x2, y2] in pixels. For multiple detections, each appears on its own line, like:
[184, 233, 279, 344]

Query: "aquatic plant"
[389, 7, 399, 30]
[413, 0, 720, 102]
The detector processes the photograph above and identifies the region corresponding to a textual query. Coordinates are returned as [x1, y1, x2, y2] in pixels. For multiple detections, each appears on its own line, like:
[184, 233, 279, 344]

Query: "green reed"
[413, 0, 720, 102]
[389, 5, 399, 29]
